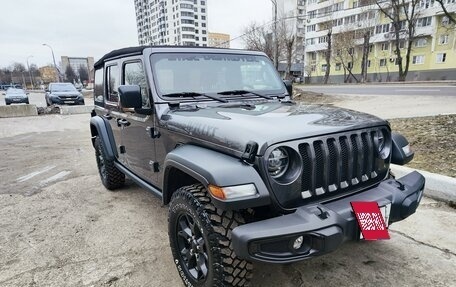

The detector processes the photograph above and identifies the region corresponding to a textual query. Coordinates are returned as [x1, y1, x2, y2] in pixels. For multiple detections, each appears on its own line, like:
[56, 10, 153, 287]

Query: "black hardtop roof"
[94, 45, 265, 68]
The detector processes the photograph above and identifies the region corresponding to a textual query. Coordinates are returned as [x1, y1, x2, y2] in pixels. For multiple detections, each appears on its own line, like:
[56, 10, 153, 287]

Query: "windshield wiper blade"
[217, 90, 272, 100]
[162, 92, 228, 103]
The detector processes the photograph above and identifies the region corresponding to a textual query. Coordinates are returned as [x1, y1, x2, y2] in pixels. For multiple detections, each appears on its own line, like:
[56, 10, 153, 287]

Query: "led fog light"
[293, 236, 304, 250]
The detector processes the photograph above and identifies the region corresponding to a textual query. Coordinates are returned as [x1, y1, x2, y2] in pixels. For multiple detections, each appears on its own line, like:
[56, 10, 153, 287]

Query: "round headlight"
[375, 129, 391, 159]
[268, 147, 289, 178]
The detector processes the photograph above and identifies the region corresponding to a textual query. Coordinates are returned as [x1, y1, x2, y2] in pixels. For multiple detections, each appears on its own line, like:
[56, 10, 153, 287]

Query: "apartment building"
[276, 0, 307, 64]
[134, 0, 209, 47]
[61, 56, 94, 82]
[303, 0, 456, 83]
[208, 32, 230, 48]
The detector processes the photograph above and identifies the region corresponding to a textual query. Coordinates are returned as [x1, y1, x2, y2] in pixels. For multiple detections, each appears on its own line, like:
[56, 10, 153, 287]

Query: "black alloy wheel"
[169, 184, 252, 287]
[176, 212, 209, 281]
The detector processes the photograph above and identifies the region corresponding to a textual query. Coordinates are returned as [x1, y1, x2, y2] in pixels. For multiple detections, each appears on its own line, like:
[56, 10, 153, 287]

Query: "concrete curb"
[0, 104, 38, 118]
[391, 164, 456, 203]
[59, 105, 94, 115]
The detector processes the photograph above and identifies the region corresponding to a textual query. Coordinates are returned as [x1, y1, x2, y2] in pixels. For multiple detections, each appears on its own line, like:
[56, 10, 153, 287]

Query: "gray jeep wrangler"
[90, 46, 425, 286]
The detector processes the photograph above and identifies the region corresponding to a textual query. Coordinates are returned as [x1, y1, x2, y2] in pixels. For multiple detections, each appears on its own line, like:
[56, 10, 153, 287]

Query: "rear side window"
[123, 61, 150, 108]
[94, 68, 104, 105]
[106, 65, 119, 103]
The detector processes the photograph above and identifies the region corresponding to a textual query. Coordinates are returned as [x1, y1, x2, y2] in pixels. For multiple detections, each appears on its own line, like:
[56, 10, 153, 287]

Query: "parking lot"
[0, 113, 455, 287]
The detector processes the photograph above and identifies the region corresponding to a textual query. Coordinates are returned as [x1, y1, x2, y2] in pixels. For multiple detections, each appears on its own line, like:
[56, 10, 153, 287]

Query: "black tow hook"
[316, 206, 329, 219]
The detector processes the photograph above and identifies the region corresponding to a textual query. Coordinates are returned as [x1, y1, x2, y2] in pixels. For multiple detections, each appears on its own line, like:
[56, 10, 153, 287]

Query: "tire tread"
[170, 184, 253, 286]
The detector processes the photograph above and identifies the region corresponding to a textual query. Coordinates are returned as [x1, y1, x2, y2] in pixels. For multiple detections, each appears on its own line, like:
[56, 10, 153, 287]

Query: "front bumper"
[50, 97, 84, 105]
[6, 98, 28, 104]
[231, 171, 425, 263]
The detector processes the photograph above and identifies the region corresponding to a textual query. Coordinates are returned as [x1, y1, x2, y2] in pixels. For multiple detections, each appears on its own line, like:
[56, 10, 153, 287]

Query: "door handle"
[117, 118, 131, 127]
[102, 114, 112, 120]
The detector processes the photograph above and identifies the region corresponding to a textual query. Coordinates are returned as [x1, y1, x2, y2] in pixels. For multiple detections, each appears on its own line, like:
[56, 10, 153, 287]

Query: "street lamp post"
[26, 55, 34, 89]
[42, 43, 61, 82]
[270, 0, 279, 70]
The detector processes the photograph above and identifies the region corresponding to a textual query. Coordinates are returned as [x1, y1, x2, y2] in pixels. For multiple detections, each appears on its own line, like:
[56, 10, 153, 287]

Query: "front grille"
[58, 95, 78, 99]
[297, 128, 388, 201]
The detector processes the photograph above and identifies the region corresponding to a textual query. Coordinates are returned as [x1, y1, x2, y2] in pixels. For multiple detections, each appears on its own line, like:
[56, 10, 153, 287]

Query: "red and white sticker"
[351, 202, 390, 240]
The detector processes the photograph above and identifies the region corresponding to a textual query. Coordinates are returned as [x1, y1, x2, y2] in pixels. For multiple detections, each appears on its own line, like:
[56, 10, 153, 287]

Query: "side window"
[94, 68, 104, 105]
[106, 65, 119, 103]
[123, 61, 150, 108]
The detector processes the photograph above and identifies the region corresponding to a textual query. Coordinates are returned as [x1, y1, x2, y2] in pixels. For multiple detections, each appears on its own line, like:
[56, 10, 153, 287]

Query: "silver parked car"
[3, 88, 29, 105]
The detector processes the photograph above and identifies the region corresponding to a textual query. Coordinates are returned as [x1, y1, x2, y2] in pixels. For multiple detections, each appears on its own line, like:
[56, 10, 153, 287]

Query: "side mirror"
[119, 85, 142, 109]
[45, 89, 49, 93]
[283, 80, 293, 98]
[391, 132, 414, 165]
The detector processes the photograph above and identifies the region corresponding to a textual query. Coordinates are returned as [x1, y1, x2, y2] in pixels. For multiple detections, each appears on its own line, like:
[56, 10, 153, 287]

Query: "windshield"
[7, 88, 25, 94]
[150, 53, 285, 99]
[51, 83, 77, 92]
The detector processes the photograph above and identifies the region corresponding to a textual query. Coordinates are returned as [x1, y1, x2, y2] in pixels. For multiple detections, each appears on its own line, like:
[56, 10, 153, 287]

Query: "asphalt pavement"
[300, 83, 456, 97]
[296, 83, 456, 119]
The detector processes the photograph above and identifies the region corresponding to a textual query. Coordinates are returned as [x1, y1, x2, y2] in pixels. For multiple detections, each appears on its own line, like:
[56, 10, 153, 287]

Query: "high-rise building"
[134, 0, 209, 47]
[208, 32, 230, 48]
[272, 0, 306, 79]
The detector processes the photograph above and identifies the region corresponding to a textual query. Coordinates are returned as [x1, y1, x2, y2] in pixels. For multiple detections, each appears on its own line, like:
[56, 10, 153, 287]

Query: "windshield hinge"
[242, 141, 258, 165]
[168, 102, 180, 110]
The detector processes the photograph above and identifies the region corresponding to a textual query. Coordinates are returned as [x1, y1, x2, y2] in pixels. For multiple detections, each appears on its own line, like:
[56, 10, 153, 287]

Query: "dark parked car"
[45, 82, 85, 106]
[90, 46, 425, 286]
[3, 88, 29, 105]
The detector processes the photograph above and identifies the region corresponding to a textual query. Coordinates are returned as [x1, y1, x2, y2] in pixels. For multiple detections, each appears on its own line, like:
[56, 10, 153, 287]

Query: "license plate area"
[351, 202, 391, 240]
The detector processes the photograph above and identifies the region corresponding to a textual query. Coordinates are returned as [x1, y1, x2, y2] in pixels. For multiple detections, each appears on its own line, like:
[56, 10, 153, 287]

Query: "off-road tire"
[94, 136, 125, 190]
[169, 184, 253, 287]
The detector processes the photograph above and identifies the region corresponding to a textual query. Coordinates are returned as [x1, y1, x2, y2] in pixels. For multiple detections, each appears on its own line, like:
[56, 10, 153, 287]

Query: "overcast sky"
[0, 0, 272, 68]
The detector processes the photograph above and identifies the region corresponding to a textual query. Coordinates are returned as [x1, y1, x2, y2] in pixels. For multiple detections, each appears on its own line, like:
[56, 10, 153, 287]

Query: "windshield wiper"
[163, 92, 228, 103]
[217, 90, 272, 100]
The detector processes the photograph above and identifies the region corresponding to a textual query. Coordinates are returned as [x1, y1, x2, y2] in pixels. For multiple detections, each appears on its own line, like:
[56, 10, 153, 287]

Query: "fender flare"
[163, 145, 271, 209]
[90, 116, 117, 160]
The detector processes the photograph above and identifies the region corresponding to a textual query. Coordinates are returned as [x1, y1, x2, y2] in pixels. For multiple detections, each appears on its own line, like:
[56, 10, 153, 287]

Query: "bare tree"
[242, 22, 274, 60]
[278, 18, 296, 80]
[0, 67, 12, 83]
[333, 31, 359, 83]
[314, 18, 335, 84]
[375, 0, 420, 81]
[304, 65, 314, 83]
[65, 66, 77, 83]
[8, 62, 27, 86]
[435, 0, 456, 24]
[29, 64, 40, 78]
[360, 30, 370, 83]
[78, 66, 89, 83]
[356, 6, 378, 83]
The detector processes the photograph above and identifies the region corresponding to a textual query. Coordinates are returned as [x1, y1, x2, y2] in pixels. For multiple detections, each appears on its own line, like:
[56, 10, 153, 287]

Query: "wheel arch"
[162, 145, 271, 209]
[90, 115, 117, 160]
[163, 165, 205, 205]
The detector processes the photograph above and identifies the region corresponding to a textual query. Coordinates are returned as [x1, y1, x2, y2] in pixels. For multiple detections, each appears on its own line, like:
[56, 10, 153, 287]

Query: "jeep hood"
[161, 101, 387, 156]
